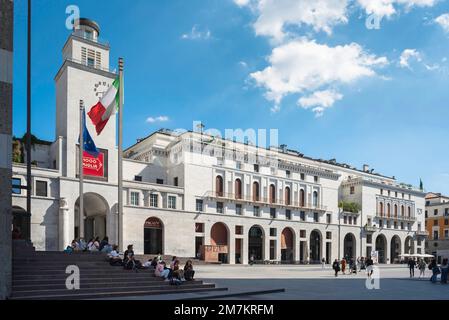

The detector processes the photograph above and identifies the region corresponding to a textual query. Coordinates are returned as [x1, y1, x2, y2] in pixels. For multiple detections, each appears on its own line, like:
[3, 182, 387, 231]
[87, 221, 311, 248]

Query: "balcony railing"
[364, 225, 377, 232]
[375, 212, 416, 221]
[203, 191, 327, 211]
[416, 230, 429, 237]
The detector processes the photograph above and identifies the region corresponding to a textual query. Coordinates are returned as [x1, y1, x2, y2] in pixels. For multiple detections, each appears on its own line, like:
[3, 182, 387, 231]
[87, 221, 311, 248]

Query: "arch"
[313, 191, 319, 207]
[235, 179, 242, 199]
[375, 234, 387, 263]
[215, 175, 224, 197]
[75, 192, 109, 241]
[249, 225, 265, 262]
[12, 206, 30, 241]
[253, 181, 260, 202]
[379, 202, 384, 216]
[407, 206, 411, 218]
[300, 189, 305, 207]
[343, 233, 356, 260]
[144, 217, 164, 255]
[390, 235, 401, 264]
[401, 205, 405, 217]
[269, 184, 276, 204]
[281, 227, 295, 262]
[405, 236, 415, 254]
[210, 222, 230, 263]
[394, 204, 398, 217]
[309, 230, 322, 264]
[387, 203, 391, 217]
[285, 187, 291, 206]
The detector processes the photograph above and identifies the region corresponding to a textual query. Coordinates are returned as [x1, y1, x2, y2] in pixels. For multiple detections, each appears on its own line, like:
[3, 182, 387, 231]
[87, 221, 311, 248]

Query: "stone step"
[12, 275, 173, 286]
[10, 286, 226, 300]
[13, 267, 155, 275]
[13, 271, 157, 281]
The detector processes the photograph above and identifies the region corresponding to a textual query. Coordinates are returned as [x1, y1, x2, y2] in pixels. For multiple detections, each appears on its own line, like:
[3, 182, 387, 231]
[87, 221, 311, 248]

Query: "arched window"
[300, 189, 305, 207]
[387, 203, 391, 217]
[401, 205, 405, 217]
[253, 181, 260, 202]
[313, 191, 318, 207]
[235, 179, 242, 199]
[379, 202, 384, 216]
[215, 176, 223, 197]
[285, 187, 291, 206]
[408, 206, 411, 217]
[394, 204, 398, 217]
[269, 184, 276, 204]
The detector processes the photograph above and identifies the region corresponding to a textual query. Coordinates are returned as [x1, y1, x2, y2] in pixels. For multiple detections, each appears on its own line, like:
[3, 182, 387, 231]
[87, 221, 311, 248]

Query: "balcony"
[375, 213, 416, 221]
[364, 224, 377, 233]
[202, 191, 327, 212]
[416, 230, 429, 237]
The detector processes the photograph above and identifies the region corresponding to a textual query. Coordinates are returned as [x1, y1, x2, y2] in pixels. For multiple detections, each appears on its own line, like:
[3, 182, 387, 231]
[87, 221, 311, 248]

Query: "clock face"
[93, 81, 111, 99]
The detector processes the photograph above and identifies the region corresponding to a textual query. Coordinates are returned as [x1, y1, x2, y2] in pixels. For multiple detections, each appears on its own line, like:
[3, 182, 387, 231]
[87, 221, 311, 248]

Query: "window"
[445, 219, 449, 226]
[270, 228, 277, 237]
[134, 175, 142, 182]
[434, 209, 438, 216]
[269, 184, 276, 203]
[312, 191, 318, 207]
[300, 211, 305, 221]
[300, 189, 305, 207]
[445, 230, 449, 239]
[387, 220, 391, 229]
[425, 210, 428, 218]
[235, 226, 243, 235]
[216, 202, 224, 214]
[196, 199, 203, 212]
[253, 181, 260, 202]
[313, 212, 319, 223]
[35, 180, 47, 197]
[326, 232, 332, 240]
[168, 196, 176, 209]
[314, 176, 319, 183]
[402, 193, 405, 199]
[379, 220, 383, 228]
[150, 194, 158, 207]
[326, 214, 331, 224]
[12, 178, 21, 195]
[215, 176, 224, 197]
[286, 170, 291, 178]
[174, 177, 179, 186]
[87, 57, 95, 68]
[344, 216, 347, 224]
[130, 192, 139, 206]
[270, 208, 277, 219]
[236, 204, 242, 215]
[407, 223, 411, 231]
[353, 217, 357, 225]
[388, 190, 391, 197]
[286, 209, 292, 220]
[236, 161, 242, 170]
[434, 231, 439, 240]
[254, 164, 259, 173]
[434, 220, 438, 226]
[84, 30, 93, 40]
[195, 223, 204, 233]
[235, 179, 242, 199]
[367, 234, 372, 244]
[380, 189, 383, 195]
[253, 206, 260, 217]
[156, 179, 164, 185]
[394, 221, 398, 229]
[300, 173, 305, 180]
[300, 230, 306, 238]
[350, 186, 355, 195]
[285, 187, 291, 205]
[395, 192, 398, 197]
[270, 240, 276, 260]
[348, 216, 353, 225]
[401, 222, 404, 230]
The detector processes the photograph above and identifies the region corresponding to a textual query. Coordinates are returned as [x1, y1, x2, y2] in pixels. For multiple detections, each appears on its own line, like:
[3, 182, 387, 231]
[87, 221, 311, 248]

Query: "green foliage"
[338, 201, 361, 213]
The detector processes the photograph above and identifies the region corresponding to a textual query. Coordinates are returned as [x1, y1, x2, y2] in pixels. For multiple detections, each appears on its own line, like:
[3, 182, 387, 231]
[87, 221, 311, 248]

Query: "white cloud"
[181, 25, 211, 40]
[357, 0, 438, 18]
[399, 49, 422, 69]
[298, 90, 343, 117]
[235, 0, 349, 42]
[435, 13, 449, 33]
[250, 38, 387, 114]
[146, 116, 169, 124]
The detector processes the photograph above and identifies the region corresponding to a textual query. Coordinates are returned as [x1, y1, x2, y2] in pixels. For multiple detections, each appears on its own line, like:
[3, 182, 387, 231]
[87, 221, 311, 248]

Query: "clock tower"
[55, 18, 118, 182]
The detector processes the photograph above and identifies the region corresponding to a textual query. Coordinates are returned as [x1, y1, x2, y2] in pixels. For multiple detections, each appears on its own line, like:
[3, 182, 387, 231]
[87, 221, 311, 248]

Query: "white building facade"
[11, 19, 427, 264]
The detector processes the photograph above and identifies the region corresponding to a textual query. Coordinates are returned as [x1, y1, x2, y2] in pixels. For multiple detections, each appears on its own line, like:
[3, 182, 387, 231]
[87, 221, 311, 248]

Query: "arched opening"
[281, 228, 294, 262]
[394, 204, 398, 217]
[300, 189, 305, 207]
[285, 187, 291, 206]
[375, 235, 387, 263]
[253, 181, 260, 201]
[249, 225, 264, 262]
[235, 179, 242, 199]
[401, 205, 405, 217]
[387, 203, 391, 218]
[215, 175, 223, 197]
[12, 206, 30, 241]
[313, 191, 318, 207]
[75, 193, 109, 241]
[269, 184, 276, 203]
[405, 236, 414, 254]
[343, 233, 356, 261]
[211, 222, 229, 263]
[309, 230, 321, 263]
[144, 217, 163, 255]
[379, 202, 384, 216]
[407, 206, 411, 218]
[390, 235, 401, 264]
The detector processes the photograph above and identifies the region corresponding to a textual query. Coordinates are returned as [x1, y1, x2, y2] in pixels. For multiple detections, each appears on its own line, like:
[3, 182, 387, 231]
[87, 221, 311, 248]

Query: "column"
[276, 231, 282, 262]
[58, 198, 70, 251]
[264, 228, 270, 261]
[241, 235, 248, 265]
[294, 234, 300, 263]
[229, 231, 235, 264]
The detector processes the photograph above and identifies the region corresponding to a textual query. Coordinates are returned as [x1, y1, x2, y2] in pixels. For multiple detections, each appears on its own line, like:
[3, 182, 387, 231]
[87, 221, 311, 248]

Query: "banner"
[83, 151, 104, 177]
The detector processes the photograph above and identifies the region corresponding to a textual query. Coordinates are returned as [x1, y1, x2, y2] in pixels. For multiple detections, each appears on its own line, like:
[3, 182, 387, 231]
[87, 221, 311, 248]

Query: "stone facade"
[0, 0, 13, 300]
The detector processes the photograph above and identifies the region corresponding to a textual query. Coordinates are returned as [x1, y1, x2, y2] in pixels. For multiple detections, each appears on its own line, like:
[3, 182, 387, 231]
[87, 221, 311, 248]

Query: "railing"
[203, 191, 327, 211]
[375, 212, 416, 221]
[71, 33, 110, 47]
[416, 230, 429, 236]
[364, 225, 377, 232]
[63, 57, 114, 73]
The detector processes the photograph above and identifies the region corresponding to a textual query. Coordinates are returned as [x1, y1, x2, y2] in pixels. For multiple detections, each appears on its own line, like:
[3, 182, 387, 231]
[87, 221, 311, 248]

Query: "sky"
[12, 0, 449, 194]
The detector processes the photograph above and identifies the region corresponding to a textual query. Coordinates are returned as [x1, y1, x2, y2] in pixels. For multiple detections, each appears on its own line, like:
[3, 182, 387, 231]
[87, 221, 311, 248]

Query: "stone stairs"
[11, 246, 225, 300]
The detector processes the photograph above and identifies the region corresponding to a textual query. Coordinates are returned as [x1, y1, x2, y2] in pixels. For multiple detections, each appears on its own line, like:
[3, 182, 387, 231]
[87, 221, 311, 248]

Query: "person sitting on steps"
[108, 245, 123, 266]
[184, 260, 195, 281]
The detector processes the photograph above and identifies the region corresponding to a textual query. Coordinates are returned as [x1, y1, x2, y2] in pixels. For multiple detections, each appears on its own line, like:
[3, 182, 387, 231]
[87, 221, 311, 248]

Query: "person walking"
[332, 259, 340, 277]
[366, 256, 374, 279]
[429, 259, 440, 283]
[408, 258, 416, 278]
[418, 259, 427, 279]
[440, 259, 449, 284]
[341, 258, 346, 275]
[321, 257, 326, 269]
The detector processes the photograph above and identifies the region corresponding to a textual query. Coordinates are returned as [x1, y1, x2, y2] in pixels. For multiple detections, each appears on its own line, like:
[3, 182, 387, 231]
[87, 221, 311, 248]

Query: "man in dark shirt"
[408, 259, 416, 278]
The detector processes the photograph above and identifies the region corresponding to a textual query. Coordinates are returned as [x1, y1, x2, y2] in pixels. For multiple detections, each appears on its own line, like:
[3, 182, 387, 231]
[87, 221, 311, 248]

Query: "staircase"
[11, 243, 225, 300]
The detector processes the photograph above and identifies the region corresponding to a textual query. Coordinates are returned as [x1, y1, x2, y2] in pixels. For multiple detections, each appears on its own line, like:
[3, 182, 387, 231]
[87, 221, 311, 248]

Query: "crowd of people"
[331, 256, 374, 278]
[408, 258, 449, 284]
[64, 237, 113, 253]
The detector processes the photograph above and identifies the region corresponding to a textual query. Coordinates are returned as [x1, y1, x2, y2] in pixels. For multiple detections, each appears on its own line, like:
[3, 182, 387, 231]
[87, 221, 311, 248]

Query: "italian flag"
[88, 77, 119, 135]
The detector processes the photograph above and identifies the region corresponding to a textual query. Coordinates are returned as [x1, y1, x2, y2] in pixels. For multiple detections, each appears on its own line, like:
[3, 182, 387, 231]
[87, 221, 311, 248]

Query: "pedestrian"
[332, 259, 340, 277]
[429, 259, 440, 283]
[418, 259, 426, 278]
[341, 258, 346, 275]
[408, 258, 416, 278]
[321, 257, 326, 269]
[440, 259, 449, 284]
[366, 256, 374, 279]
[249, 252, 255, 266]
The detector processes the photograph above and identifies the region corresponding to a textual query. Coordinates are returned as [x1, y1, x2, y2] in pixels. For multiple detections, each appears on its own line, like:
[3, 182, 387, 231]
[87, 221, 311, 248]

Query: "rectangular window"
[326, 214, 331, 224]
[445, 219, 449, 226]
[235, 226, 243, 235]
[445, 208, 449, 216]
[270, 240, 276, 260]
[313, 212, 319, 223]
[314, 176, 319, 183]
[236, 204, 242, 215]
[130, 192, 139, 206]
[270, 208, 276, 219]
[387, 221, 391, 229]
[150, 194, 158, 207]
[395, 192, 398, 198]
[353, 217, 357, 225]
[379, 220, 383, 228]
[286, 209, 292, 220]
[253, 206, 260, 217]
[217, 202, 224, 214]
[87, 57, 95, 68]
[367, 234, 372, 244]
[12, 178, 21, 195]
[196, 199, 203, 212]
[236, 162, 242, 170]
[134, 175, 142, 182]
[300, 230, 306, 238]
[350, 186, 355, 194]
[168, 196, 176, 209]
[344, 216, 347, 224]
[394, 222, 398, 229]
[270, 228, 277, 237]
[434, 209, 438, 215]
[300, 211, 305, 221]
[326, 232, 332, 240]
[156, 179, 164, 185]
[401, 222, 404, 230]
[35, 180, 48, 197]
[195, 223, 204, 233]
[445, 230, 449, 239]
[434, 220, 438, 226]
[174, 177, 179, 186]
[380, 189, 383, 195]
[434, 231, 439, 240]
[300, 173, 305, 181]
[254, 164, 259, 172]
[286, 170, 291, 178]
[348, 216, 353, 225]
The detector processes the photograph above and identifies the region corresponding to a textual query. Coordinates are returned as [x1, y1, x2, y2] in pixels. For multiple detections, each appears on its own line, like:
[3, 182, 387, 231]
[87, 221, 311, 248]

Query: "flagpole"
[118, 58, 124, 252]
[26, 0, 32, 242]
[79, 100, 85, 240]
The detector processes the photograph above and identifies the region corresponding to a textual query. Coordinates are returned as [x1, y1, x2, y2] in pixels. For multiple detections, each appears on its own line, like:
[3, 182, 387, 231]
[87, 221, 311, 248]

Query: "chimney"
[363, 164, 370, 172]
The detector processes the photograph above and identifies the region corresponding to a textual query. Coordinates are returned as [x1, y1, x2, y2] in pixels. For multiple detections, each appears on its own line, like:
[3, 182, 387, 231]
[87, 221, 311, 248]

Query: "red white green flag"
[88, 77, 119, 135]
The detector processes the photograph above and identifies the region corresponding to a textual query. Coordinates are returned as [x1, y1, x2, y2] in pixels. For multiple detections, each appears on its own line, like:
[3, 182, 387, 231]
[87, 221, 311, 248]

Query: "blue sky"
[12, 0, 449, 194]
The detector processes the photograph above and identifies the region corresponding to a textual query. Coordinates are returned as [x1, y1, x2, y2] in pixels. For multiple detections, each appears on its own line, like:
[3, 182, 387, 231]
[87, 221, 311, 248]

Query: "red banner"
[83, 151, 104, 177]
